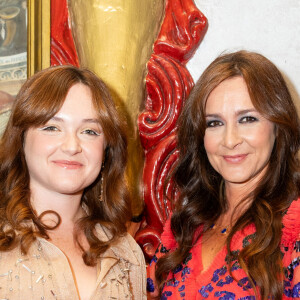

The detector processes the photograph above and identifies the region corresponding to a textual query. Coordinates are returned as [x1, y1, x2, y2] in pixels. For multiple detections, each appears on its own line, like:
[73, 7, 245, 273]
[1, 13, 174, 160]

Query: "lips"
[52, 160, 83, 169]
[223, 154, 248, 163]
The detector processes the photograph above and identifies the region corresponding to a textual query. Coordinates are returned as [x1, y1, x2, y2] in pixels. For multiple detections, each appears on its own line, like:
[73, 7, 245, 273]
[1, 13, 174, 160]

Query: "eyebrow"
[205, 109, 257, 118]
[50, 116, 100, 124]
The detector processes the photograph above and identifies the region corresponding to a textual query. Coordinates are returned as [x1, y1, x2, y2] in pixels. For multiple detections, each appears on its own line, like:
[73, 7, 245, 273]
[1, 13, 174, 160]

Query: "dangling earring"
[99, 162, 105, 202]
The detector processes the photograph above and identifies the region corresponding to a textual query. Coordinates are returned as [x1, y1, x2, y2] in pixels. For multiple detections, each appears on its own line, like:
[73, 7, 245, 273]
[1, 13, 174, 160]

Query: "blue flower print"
[161, 290, 173, 300]
[199, 284, 214, 298]
[147, 278, 155, 293]
[215, 291, 235, 300]
[216, 275, 234, 287]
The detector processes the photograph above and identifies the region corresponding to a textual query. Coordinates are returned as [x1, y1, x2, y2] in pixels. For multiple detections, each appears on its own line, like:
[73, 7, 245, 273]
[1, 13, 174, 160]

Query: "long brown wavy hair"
[155, 50, 300, 299]
[0, 65, 131, 265]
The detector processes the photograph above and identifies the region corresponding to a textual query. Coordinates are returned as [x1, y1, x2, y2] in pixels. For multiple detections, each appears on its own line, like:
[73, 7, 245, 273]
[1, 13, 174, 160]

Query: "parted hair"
[155, 50, 300, 299]
[0, 65, 131, 265]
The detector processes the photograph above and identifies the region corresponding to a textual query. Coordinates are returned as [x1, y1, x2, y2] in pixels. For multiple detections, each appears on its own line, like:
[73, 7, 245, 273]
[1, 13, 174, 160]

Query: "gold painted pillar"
[68, 0, 165, 214]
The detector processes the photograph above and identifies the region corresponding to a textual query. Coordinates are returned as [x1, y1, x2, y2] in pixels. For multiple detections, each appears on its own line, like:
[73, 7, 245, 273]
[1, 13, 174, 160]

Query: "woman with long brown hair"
[147, 50, 300, 299]
[0, 65, 146, 299]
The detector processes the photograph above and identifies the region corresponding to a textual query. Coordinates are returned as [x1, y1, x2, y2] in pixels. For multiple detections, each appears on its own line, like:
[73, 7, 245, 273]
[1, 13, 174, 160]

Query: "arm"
[283, 238, 300, 299]
[127, 236, 147, 300]
[282, 198, 300, 298]
[147, 243, 167, 299]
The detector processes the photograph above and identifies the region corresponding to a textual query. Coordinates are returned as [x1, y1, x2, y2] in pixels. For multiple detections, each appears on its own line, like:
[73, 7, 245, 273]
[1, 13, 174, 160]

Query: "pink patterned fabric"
[147, 199, 300, 299]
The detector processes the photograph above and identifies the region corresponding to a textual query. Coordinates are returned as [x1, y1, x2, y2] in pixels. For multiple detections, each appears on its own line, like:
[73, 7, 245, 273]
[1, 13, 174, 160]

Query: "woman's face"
[24, 83, 105, 196]
[204, 76, 275, 188]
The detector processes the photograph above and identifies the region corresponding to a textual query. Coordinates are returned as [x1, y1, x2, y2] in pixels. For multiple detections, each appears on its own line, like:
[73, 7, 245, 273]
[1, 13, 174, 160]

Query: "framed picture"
[0, 0, 50, 135]
[0, 0, 50, 97]
[0, 0, 27, 98]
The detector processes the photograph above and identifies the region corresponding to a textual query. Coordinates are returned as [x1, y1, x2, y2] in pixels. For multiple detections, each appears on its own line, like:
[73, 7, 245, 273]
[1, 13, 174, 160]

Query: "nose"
[222, 123, 243, 149]
[61, 133, 82, 155]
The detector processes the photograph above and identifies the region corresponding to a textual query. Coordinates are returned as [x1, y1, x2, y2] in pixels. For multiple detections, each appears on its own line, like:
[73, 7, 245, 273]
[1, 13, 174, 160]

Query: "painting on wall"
[0, 0, 50, 136]
[0, 0, 27, 136]
[0, 0, 27, 97]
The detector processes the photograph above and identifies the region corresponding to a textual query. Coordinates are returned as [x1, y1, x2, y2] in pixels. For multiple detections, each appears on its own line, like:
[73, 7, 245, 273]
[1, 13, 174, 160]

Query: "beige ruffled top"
[0, 224, 146, 300]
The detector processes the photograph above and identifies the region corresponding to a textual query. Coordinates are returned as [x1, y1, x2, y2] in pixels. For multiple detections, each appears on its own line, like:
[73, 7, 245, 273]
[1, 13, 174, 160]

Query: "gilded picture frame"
[27, 0, 50, 77]
[0, 0, 50, 136]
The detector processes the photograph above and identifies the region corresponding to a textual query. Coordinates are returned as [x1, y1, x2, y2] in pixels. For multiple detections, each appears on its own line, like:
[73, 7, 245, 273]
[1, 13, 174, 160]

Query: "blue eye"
[239, 116, 258, 123]
[206, 120, 223, 128]
[83, 129, 100, 136]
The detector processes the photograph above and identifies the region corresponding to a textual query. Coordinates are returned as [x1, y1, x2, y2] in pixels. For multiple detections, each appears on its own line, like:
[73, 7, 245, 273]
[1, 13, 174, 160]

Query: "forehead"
[55, 83, 98, 118]
[205, 77, 254, 113]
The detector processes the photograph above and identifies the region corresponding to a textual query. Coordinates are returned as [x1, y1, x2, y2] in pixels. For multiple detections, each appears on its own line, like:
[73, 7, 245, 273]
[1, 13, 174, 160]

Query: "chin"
[52, 183, 85, 195]
[223, 175, 251, 184]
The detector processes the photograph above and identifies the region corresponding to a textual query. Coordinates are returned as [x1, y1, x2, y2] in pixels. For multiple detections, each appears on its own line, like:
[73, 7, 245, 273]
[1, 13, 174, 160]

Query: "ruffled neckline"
[162, 198, 300, 250]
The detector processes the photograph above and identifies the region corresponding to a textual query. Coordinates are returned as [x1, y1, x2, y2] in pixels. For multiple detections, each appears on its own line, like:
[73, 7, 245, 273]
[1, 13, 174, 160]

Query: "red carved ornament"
[136, 0, 207, 261]
[50, 0, 79, 66]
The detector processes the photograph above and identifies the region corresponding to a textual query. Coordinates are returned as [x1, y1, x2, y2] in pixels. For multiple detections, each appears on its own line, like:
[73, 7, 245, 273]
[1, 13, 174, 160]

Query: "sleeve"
[129, 241, 147, 300]
[282, 199, 300, 299]
[147, 243, 165, 299]
[283, 238, 300, 299]
[147, 217, 175, 299]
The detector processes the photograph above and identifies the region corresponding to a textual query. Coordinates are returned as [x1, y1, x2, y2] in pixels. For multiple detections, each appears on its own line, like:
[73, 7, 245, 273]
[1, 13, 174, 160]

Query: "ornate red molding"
[50, 0, 79, 66]
[136, 0, 207, 261]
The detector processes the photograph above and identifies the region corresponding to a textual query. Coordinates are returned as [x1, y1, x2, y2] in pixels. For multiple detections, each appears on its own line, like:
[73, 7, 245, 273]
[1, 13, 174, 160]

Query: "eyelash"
[206, 120, 223, 128]
[206, 116, 258, 128]
[239, 116, 258, 123]
[82, 129, 100, 136]
[41, 125, 58, 131]
[40, 126, 101, 136]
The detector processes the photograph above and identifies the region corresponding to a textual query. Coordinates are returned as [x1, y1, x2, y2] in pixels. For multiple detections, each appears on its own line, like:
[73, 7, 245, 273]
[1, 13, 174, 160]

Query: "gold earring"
[99, 162, 105, 202]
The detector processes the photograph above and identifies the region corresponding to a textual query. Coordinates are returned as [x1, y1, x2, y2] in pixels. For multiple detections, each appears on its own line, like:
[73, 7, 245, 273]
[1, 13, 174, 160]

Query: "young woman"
[0, 65, 146, 299]
[147, 51, 300, 299]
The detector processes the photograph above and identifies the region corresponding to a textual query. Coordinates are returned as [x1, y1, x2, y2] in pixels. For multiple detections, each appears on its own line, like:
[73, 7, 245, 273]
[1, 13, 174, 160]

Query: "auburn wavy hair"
[155, 50, 300, 299]
[0, 65, 131, 265]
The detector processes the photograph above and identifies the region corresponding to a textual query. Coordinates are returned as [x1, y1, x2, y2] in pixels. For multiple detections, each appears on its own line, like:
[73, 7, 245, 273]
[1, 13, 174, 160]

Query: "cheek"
[85, 140, 105, 164]
[24, 134, 37, 162]
[204, 132, 218, 155]
[244, 125, 275, 154]
[25, 136, 56, 159]
[203, 133, 221, 172]
[84, 143, 105, 184]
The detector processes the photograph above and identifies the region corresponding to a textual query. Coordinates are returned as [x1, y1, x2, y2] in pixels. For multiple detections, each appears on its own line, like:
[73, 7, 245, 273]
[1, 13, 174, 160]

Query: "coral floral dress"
[147, 199, 300, 299]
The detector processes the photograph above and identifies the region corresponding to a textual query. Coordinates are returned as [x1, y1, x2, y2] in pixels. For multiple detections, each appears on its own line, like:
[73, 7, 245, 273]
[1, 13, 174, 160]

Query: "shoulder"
[95, 224, 145, 267]
[114, 233, 147, 299]
[160, 216, 203, 251]
[0, 246, 20, 266]
[120, 233, 146, 264]
[281, 198, 300, 247]
[160, 216, 177, 250]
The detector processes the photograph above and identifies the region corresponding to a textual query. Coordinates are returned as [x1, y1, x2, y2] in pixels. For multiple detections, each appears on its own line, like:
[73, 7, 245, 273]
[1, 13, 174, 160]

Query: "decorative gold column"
[27, 0, 50, 76]
[68, 0, 165, 214]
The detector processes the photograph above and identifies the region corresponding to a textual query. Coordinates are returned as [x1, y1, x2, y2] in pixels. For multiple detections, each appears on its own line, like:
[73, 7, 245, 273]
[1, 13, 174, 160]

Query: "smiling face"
[24, 83, 105, 197]
[204, 76, 276, 190]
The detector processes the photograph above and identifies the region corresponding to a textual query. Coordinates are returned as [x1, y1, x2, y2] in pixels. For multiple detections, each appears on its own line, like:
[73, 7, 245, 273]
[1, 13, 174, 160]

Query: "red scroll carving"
[50, 0, 79, 66]
[136, 0, 207, 261]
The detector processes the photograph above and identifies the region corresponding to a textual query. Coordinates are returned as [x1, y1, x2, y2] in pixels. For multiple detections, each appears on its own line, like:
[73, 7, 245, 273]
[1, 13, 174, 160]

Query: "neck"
[30, 186, 85, 226]
[224, 165, 268, 215]
[224, 181, 254, 220]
